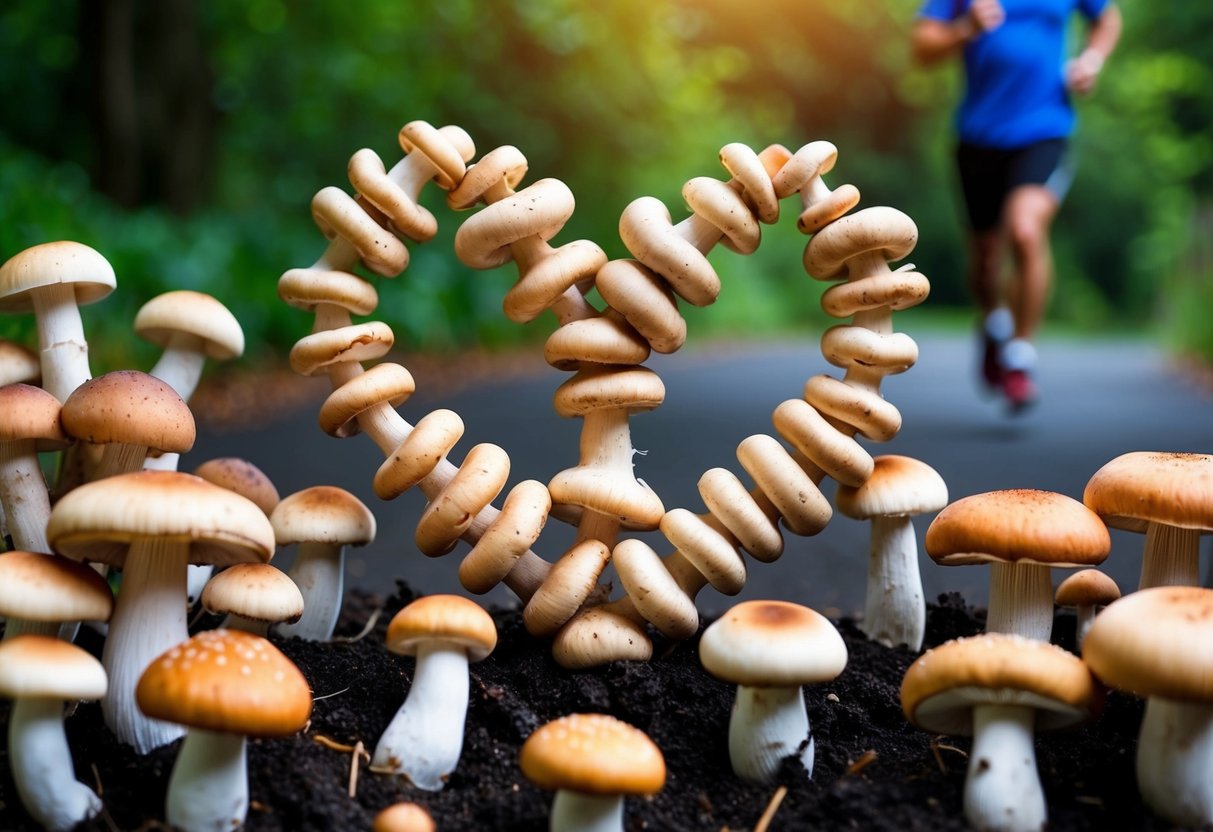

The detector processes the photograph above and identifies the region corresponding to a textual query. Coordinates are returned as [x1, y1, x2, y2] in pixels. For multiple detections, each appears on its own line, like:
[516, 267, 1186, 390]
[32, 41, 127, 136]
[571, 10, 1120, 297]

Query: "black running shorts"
[955, 138, 1073, 232]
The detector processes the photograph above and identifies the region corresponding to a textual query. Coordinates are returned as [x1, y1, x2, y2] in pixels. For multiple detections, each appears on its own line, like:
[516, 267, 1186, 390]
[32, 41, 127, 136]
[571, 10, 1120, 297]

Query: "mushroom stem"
[30, 282, 91, 405]
[1139, 522, 1201, 589]
[166, 728, 250, 832]
[372, 642, 470, 790]
[729, 685, 813, 784]
[964, 703, 1045, 832]
[863, 515, 925, 650]
[1073, 605, 1096, 651]
[219, 614, 268, 636]
[101, 537, 189, 753]
[186, 565, 214, 607]
[550, 790, 625, 832]
[277, 541, 345, 641]
[0, 446, 52, 553]
[148, 333, 208, 401]
[1135, 697, 1213, 827]
[1, 618, 59, 641]
[8, 696, 102, 832]
[986, 562, 1053, 642]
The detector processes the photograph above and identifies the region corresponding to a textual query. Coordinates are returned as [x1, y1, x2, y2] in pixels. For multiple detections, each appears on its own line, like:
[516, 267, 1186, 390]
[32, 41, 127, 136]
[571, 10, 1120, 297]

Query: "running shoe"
[1001, 368, 1039, 413]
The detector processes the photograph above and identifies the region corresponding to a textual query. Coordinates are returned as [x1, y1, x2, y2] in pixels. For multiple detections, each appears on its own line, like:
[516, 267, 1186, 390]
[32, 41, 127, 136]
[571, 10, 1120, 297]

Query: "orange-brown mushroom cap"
[1083, 451, 1213, 534]
[520, 713, 666, 797]
[385, 595, 497, 662]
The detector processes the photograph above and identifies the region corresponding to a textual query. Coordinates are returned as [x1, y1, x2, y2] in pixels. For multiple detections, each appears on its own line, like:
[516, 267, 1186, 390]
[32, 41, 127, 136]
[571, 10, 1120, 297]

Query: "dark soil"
[0, 588, 1188, 831]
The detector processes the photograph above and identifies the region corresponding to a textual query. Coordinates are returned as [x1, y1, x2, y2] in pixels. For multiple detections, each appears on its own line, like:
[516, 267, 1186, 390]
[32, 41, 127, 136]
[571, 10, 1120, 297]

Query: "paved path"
[191, 332, 1213, 618]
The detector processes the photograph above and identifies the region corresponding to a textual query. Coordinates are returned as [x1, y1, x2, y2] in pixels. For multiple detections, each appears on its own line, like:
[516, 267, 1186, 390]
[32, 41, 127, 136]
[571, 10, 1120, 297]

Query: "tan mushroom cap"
[802, 206, 918, 281]
[317, 362, 415, 438]
[0, 240, 116, 311]
[193, 457, 280, 516]
[520, 713, 666, 797]
[0, 339, 40, 386]
[385, 594, 497, 662]
[925, 489, 1110, 567]
[271, 485, 376, 547]
[372, 802, 436, 832]
[0, 383, 67, 450]
[133, 290, 245, 361]
[459, 479, 551, 594]
[1082, 586, 1213, 703]
[0, 635, 107, 701]
[835, 454, 949, 520]
[278, 268, 379, 316]
[1055, 569, 1120, 608]
[0, 550, 113, 623]
[551, 365, 665, 417]
[699, 600, 847, 687]
[201, 563, 304, 624]
[550, 607, 654, 669]
[60, 370, 196, 454]
[47, 470, 276, 568]
[1083, 451, 1213, 534]
[136, 628, 312, 736]
[543, 313, 650, 371]
[901, 633, 1101, 736]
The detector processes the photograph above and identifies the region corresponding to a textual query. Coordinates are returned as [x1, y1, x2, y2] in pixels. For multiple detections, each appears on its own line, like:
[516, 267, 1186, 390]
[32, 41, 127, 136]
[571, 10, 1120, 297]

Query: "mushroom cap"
[0, 339, 40, 386]
[0, 550, 113, 623]
[1083, 451, 1213, 533]
[136, 628, 312, 736]
[901, 633, 1101, 735]
[372, 802, 436, 832]
[0, 240, 116, 311]
[1054, 569, 1120, 608]
[0, 382, 67, 450]
[925, 488, 1110, 567]
[385, 594, 497, 662]
[271, 485, 376, 547]
[1082, 585, 1213, 703]
[133, 290, 245, 361]
[520, 713, 666, 797]
[47, 470, 276, 568]
[551, 365, 665, 417]
[201, 563, 304, 624]
[60, 370, 196, 454]
[0, 635, 107, 701]
[699, 600, 847, 687]
[835, 454, 948, 519]
[193, 457, 281, 516]
[802, 206, 917, 280]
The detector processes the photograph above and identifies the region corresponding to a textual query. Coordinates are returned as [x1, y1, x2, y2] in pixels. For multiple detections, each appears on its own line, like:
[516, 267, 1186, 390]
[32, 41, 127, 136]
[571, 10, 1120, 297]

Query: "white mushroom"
[201, 563, 304, 636]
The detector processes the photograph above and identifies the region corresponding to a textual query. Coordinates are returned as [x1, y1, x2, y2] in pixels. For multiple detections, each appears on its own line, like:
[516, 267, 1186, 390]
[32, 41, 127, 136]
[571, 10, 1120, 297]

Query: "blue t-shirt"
[919, 0, 1108, 149]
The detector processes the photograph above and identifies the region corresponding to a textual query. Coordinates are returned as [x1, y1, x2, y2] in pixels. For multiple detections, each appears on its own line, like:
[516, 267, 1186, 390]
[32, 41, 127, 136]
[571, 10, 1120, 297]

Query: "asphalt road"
[190, 331, 1213, 619]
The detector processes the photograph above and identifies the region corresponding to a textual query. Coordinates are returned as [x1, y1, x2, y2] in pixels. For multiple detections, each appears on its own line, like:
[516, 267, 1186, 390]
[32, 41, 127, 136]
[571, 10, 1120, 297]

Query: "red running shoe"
[980, 330, 1004, 392]
[1001, 368, 1039, 413]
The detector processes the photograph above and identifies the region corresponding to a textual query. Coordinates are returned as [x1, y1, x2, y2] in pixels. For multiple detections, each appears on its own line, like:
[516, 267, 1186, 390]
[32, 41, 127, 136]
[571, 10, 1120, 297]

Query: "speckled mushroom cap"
[372, 802, 436, 832]
[901, 633, 1101, 735]
[1083, 451, 1213, 534]
[270, 485, 376, 547]
[0, 241, 116, 311]
[0, 635, 107, 701]
[46, 470, 276, 568]
[60, 370, 196, 454]
[385, 594, 497, 662]
[136, 628, 311, 736]
[193, 457, 281, 517]
[835, 454, 949, 520]
[133, 290, 246, 361]
[0, 383, 68, 451]
[0, 550, 113, 623]
[1082, 586, 1213, 703]
[699, 600, 847, 687]
[925, 489, 1110, 567]
[201, 563, 304, 624]
[520, 713, 666, 796]
[1054, 569, 1120, 608]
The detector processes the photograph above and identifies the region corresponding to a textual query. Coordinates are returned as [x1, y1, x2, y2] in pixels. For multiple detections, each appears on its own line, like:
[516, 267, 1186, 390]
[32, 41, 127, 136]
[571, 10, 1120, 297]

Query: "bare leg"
[966, 228, 1006, 314]
[1003, 184, 1059, 341]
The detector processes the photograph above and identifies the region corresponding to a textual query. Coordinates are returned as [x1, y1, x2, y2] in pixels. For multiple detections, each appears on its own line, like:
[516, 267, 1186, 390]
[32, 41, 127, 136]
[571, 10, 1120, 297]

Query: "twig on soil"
[845, 749, 878, 776]
[929, 736, 968, 773]
[312, 686, 352, 701]
[331, 607, 383, 643]
[91, 762, 103, 796]
[754, 785, 788, 832]
[312, 734, 372, 797]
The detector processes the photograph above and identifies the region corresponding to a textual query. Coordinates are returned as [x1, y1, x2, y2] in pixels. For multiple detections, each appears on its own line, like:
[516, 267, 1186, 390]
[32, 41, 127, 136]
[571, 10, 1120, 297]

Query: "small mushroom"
[1084, 451, 1213, 589]
[520, 713, 666, 832]
[0, 550, 112, 641]
[1054, 569, 1119, 651]
[698, 599, 847, 783]
[925, 489, 1110, 641]
[371, 594, 497, 790]
[901, 633, 1102, 832]
[136, 629, 312, 832]
[0, 338, 40, 387]
[834, 454, 948, 650]
[1082, 586, 1213, 827]
[133, 289, 245, 402]
[0, 634, 107, 832]
[0, 383, 68, 553]
[372, 802, 436, 832]
[201, 563, 304, 636]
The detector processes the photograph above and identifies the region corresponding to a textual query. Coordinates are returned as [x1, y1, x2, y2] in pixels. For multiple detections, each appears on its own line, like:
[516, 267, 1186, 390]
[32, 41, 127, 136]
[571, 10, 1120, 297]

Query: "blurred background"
[2, 0, 1211, 373]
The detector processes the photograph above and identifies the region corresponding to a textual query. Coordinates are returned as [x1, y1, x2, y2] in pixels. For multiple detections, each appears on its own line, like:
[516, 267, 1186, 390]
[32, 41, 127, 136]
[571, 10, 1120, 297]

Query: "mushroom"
[0, 634, 107, 832]
[0, 338, 40, 387]
[0, 241, 115, 403]
[834, 454, 948, 650]
[0, 383, 67, 553]
[698, 599, 847, 783]
[901, 633, 1102, 832]
[1082, 585, 1213, 827]
[136, 628, 312, 832]
[271, 485, 376, 642]
[201, 563, 304, 636]
[519, 713, 666, 832]
[0, 550, 112, 641]
[1054, 569, 1119, 651]
[1083, 451, 1213, 589]
[371, 594, 497, 790]
[46, 469, 275, 753]
[925, 489, 1110, 641]
[372, 802, 436, 832]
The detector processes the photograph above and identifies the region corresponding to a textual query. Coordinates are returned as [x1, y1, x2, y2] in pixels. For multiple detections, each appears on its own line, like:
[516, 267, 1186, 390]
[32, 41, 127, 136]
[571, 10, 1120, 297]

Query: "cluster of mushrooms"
[0, 116, 1210, 832]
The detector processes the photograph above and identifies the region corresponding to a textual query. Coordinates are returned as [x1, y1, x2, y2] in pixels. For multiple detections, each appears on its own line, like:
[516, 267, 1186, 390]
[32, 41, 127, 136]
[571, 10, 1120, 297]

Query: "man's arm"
[1067, 2, 1123, 95]
[911, 0, 1005, 67]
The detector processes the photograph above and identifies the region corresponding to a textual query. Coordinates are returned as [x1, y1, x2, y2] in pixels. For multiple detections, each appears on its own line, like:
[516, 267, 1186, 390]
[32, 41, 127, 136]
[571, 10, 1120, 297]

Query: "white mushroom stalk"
[1135, 697, 1213, 826]
[986, 562, 1053, 642]
[964, 703, 1046, 832]
[0, 443, 52, 554]
[864, 515, 925, 650]
[8, 696, 103, 831]
[729, 684, 814, 782]
[550, 791, 626, 832]
[166, 729, 250, 832]
[277, 541, 344, 641]
[30, 282, 92, 405]
[1138, 522, 1202, 589]
[372, 643, 469, 790]
[147, 330, 210, 404]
